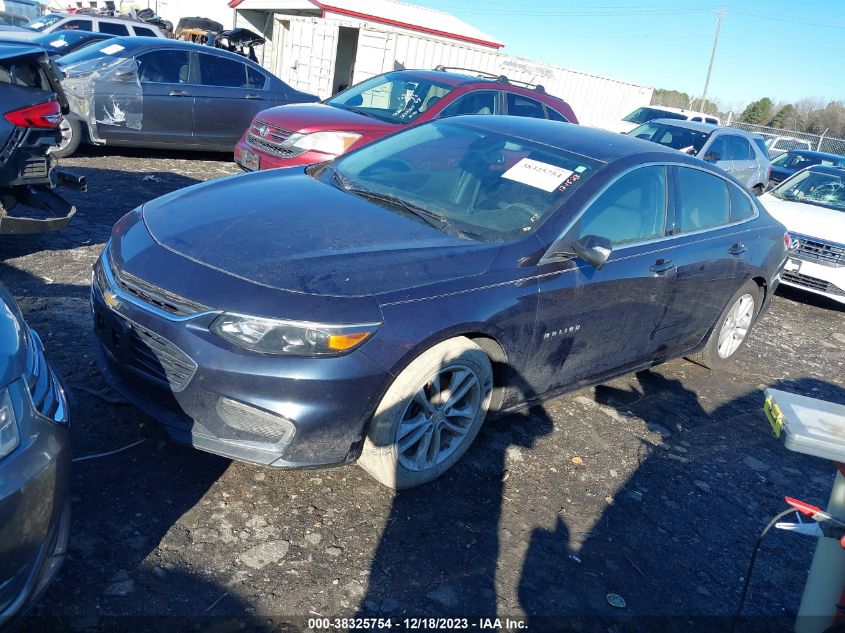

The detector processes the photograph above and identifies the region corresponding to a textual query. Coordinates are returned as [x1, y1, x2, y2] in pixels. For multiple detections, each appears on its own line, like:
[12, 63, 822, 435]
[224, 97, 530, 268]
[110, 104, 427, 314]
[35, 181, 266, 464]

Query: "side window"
[705, 117, 719, 124]
[729, 185, 755, 222]
[199, 54, 248, 88]
[545, 106, 568, 122]
[506, 93, 545, 119]
[246, 66, 267, 90]
[133, 26, 157, 37]
[58, 19, 92, 30]
[99, 21, 130, 36]
[705, 135, 728, 161]
[676, 168, 730, 232]
[728, 136, 753, 160]
[439, 91, 497, 117]
[575, 166, 668, 246]
[690, 116, 703, 122]
[137, 50, 191, 84]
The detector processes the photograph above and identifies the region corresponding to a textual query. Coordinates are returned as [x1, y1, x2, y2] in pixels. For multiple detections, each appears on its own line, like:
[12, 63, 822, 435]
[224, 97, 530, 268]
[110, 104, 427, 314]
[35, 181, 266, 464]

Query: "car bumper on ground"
[781, 254, 845, 304]
[91, 253, 391, 469]
[0, 346, 71, 626]
[233, 134, 336, 171]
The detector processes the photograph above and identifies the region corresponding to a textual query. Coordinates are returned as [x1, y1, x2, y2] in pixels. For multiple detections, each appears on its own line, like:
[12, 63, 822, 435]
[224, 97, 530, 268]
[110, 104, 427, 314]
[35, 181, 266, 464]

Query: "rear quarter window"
[132, 26, 157, 37]
[729, 185, 756, 222]
[752, 138, 769, 159]
[99, 22, 130, 36]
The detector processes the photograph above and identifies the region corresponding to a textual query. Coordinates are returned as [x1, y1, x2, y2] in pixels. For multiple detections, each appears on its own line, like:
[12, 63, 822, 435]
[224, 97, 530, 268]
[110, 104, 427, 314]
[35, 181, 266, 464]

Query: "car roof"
[65, 36, 268, 68]
[454, 115, 687, 163]
[804, 165, 845, 176]
[648, 118, 764, 140]
[387, 68, 552, 94]
[644, 105, 717, 118]
[786, 149, 845, 160]
[42, 12, 158, 27]
[0, 43, 44, 59]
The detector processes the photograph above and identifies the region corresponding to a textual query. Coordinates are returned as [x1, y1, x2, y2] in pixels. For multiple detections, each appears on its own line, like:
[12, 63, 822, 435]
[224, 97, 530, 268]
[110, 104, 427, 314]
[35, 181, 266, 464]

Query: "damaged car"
[53, 37, 318, 157]
[93, 117, 788, 489]
[0, 29, 116, 58]
[1, 43, 83, 234]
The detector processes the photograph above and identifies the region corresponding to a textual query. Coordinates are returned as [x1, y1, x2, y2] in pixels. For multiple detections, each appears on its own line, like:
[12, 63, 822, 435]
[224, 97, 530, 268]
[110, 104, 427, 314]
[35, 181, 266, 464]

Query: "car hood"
[760, 193, 845, 239]
[254, 102, 397, 135]
[0, 284, 28, 387]
[141, 169, 498, 297]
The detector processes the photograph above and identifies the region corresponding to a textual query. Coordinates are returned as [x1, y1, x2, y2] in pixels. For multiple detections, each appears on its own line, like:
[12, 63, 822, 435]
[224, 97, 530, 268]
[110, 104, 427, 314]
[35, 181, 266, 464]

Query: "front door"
[192, 52, 274, 149]
[524, 164, 676, 395]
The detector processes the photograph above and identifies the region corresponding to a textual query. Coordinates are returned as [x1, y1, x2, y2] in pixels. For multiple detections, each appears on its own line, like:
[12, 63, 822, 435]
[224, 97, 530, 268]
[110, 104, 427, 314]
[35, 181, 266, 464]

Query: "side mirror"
[704, 151, 721, 163]
[571, 235, 612, 270]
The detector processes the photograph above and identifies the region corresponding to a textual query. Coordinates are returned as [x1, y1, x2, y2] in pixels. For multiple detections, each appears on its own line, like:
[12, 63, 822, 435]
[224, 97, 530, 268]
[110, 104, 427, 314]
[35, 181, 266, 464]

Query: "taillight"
[4, 100, 62, 129]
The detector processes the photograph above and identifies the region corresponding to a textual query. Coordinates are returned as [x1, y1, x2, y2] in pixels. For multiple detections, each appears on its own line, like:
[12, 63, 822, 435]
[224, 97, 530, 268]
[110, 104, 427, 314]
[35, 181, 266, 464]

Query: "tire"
[687, 279, 762, 369]
[358, 337, 494, 489]
[752, 184, 765, 196]
[50, 117, 81, 159]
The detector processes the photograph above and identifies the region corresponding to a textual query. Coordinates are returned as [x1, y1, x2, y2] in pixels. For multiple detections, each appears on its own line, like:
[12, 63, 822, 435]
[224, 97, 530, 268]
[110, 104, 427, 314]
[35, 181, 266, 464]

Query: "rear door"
[504, 93, 546, 119]
[701, 134, 733, 175]
[726, 135, 756, 188]
[96, 48, 194, 146]
[192, 51, 272, 149]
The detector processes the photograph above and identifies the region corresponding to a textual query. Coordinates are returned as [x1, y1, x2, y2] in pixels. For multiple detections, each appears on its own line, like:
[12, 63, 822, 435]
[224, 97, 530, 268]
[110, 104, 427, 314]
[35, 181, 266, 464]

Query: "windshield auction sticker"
[100, 44, 126, 55]
[502, 158, 574, 192]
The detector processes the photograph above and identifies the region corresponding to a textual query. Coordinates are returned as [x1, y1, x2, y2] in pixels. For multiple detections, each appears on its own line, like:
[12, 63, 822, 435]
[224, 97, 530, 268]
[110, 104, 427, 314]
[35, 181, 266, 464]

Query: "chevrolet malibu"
[92, 117, 789, 489]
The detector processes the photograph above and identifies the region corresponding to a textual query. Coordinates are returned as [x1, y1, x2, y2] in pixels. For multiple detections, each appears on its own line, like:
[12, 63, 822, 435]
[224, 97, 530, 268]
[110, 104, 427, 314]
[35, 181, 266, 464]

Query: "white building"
[230, 0, 653, 126]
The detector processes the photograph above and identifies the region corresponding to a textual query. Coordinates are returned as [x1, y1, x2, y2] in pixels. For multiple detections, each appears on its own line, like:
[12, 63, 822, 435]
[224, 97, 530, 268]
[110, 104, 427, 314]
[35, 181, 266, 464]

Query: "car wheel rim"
[55, 119, 72, 151]
[396, 365, 482, 472]
[717, 293, 755, 359]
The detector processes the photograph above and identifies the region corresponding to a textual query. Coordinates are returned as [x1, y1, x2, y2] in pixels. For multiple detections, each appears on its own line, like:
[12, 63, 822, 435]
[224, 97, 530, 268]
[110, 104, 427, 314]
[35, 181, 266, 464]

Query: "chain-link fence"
[728, 121, 845, 157]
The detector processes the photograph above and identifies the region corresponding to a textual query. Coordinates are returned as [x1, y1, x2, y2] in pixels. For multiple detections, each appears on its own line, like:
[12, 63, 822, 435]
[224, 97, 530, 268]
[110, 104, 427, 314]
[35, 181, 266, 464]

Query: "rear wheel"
[752, 183, 765, 196]
[50, 117, 81, 159]
[687, 279, 762, 369]
[358, 337, 493, 489]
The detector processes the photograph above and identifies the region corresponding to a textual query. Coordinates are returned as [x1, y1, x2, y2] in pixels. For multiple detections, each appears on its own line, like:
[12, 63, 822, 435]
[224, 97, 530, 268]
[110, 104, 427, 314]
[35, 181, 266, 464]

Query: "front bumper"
[91, 252, 390, 468]
[0, 361, 71, 626]
[233, 134, 335, 171]
[781, 255, 845, 304]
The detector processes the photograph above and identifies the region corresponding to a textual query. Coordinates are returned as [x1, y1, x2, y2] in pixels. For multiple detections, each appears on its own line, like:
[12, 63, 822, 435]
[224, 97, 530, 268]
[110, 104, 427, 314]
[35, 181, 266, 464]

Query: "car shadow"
[72, 144, 234, 163]
[517, 369, 845, 631]
[775, 284, 845, 313]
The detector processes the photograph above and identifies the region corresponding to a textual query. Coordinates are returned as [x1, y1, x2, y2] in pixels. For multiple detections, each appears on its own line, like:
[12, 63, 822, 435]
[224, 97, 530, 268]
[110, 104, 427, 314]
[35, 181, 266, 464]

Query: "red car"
[234, 67, 578, 171]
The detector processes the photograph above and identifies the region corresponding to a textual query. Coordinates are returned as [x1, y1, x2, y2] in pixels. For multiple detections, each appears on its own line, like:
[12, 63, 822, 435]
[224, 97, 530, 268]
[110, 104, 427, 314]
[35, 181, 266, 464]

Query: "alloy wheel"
[52, 118, 72, 153]
[396, 365, 482, 472]
[717, 293, 755, 359]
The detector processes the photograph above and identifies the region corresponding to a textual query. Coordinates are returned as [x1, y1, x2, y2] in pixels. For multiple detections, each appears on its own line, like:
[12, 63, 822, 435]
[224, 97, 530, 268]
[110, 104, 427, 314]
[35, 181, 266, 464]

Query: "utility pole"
[699, 8, 725, 113]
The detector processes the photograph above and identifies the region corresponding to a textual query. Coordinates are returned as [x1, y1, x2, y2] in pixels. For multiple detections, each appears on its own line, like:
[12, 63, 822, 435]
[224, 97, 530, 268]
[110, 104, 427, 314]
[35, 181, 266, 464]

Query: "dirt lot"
[3, 147, 844, 632]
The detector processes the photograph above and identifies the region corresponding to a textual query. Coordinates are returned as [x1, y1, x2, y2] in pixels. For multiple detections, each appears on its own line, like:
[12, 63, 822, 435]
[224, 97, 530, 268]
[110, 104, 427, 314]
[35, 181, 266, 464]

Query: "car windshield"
[325, 120, 600, 242]
[628, 122, 710, 154]
[622, 107, 687, 124]
[26, 14, 64, 32]
[771, 169, 845, 212]
[326, 72, 457, 124]
[57, 40, 127, 68]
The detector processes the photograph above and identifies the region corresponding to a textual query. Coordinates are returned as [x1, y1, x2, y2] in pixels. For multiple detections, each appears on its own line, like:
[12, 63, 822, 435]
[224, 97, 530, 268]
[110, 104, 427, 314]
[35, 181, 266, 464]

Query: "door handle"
[169, 90, 190, 97]
[728, 243, 747, 256]
[649, 258, 676, 274]
[245, 93, 262, 100]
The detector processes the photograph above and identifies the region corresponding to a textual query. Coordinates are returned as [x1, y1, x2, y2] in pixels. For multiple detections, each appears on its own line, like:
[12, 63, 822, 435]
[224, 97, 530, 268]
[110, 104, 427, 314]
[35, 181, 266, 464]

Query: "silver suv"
[628, 119, 771, 194]
[25, 12, 165, 38]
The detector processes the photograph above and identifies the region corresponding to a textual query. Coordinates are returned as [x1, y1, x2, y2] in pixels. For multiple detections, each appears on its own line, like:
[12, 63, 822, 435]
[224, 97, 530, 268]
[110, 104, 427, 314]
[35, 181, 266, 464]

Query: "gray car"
[53, 37, 319, 157]
[628, 118, 771, 194]
[0, 283, 70, 626]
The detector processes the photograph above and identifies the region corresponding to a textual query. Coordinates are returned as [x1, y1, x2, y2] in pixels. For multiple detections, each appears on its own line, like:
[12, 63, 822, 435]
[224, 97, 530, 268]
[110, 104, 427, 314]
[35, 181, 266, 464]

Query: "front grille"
[108, 250, 207, 317]
[246, 121, 301, 159]
[792, 235, 845, 268]
[126, 322, 197, 391]
[24, 330, 67, 422]
[782, 270, 845, 297]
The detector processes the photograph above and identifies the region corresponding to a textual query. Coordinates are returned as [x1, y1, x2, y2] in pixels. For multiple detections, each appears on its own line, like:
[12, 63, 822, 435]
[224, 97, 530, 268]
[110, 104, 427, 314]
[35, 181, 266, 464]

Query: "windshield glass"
[326, 72, 456, 124]
[27, 14, 64, 32]
[629, 122, 710, 154]
[622, 107, 687, 124]
[57, 40, 126, 68]
[771, 168, 845, 212]
[326, 120, 600, 242]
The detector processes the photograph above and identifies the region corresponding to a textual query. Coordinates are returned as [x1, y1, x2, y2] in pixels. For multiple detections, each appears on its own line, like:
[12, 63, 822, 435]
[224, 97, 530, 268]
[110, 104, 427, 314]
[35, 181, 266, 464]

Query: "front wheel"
[358, 337, 493, 489]
[687, 279, 762, 369]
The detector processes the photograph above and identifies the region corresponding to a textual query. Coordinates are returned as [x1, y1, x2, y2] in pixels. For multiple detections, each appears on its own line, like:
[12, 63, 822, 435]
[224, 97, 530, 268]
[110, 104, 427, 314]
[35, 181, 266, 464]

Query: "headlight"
[282, 131, 362, 156]
[211, 314, 380, 356]
[0, 388, 19, 460]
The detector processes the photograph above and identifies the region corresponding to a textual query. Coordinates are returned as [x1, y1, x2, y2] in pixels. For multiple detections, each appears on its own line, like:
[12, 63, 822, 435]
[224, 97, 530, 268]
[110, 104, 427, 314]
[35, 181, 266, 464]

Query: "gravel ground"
[3, 147, 844, 632]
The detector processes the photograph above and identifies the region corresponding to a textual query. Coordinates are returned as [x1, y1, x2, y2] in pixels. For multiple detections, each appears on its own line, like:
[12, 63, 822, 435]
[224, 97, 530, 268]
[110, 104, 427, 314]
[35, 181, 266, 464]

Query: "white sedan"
[760, 165, 845, 304]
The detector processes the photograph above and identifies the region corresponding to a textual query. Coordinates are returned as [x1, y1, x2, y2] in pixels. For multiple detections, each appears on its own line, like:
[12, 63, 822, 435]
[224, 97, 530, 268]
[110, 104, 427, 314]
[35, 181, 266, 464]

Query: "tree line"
[650, 88, 845, 138]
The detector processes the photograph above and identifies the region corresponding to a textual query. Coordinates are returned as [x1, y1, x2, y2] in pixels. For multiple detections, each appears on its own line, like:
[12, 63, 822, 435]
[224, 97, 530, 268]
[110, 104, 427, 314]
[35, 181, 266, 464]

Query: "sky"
[414, 0, 844, 112]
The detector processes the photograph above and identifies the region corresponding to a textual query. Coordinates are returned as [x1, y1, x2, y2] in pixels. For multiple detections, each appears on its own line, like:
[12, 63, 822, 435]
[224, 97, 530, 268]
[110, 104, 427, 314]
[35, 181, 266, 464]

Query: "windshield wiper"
[326, 165, 354, 191]
[346, 186, 452, 231]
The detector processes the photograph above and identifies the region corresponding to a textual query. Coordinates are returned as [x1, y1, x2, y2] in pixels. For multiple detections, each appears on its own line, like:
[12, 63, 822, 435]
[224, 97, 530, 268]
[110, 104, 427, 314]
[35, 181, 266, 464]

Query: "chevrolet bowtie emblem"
[103, 289, 121, 310]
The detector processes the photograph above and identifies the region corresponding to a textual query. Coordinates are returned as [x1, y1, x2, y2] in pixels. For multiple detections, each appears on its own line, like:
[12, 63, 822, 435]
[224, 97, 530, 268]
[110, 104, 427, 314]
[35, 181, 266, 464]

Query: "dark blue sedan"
[769, 149, 845, 186]
[91, 117, 789, 488]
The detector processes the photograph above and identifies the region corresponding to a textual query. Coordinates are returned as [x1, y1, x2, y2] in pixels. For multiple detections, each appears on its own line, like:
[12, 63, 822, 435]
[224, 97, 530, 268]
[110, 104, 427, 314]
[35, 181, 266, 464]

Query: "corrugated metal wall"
[236, 11, 653, 124]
